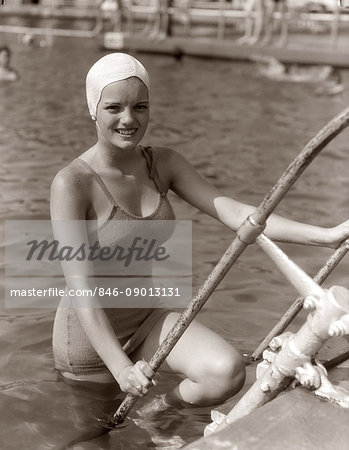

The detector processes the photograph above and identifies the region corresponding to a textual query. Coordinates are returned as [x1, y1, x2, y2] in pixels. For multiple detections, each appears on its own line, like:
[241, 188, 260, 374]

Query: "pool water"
[0, 34, 348, 449]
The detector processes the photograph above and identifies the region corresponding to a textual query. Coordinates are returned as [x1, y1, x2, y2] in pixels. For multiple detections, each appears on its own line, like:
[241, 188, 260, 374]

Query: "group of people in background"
[1, 0, 345, 95]
[100, 0, 289, 45]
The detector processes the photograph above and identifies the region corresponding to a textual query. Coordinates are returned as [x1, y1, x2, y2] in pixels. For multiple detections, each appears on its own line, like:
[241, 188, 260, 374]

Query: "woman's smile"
[116, 128, 138, 137]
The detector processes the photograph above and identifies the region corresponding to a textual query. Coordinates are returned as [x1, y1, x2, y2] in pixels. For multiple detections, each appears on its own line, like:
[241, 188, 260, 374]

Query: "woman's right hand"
[117, 360, 157, 397]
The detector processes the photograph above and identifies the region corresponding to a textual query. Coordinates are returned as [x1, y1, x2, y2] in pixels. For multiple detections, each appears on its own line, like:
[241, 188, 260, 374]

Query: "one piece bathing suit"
[53, 146, 176, 374]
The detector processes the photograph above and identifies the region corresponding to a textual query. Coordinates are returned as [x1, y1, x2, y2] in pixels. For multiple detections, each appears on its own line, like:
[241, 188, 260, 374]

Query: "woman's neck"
[89, 141, 140, 170]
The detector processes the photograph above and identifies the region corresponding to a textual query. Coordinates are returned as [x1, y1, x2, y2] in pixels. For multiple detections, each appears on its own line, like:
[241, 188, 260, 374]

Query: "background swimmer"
[251, 55, 344, 95]
[0, 46, 18, 81]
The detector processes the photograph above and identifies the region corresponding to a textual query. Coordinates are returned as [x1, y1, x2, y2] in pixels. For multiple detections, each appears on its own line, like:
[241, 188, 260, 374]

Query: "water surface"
[0, 35, 348, 449]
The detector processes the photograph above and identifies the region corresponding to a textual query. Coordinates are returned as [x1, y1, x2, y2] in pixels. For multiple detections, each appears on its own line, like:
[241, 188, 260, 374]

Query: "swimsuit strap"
[75, 158, 117, 206]
[141, 146, 166, 197]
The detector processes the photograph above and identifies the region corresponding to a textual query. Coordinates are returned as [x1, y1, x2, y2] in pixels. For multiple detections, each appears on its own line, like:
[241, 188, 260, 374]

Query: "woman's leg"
[278, 0, 288, 47]
[249, 0, 268, 44]
[237, 0, 255, 44]
[131, 312, 246, 407]
[260, 0, 275, 46]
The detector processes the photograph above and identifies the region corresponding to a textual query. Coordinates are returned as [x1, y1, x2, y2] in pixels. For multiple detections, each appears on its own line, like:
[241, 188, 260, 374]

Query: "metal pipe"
[111, 107, 349, 425]
[252, 239, 349, 360]
[217, 284, 349, 429]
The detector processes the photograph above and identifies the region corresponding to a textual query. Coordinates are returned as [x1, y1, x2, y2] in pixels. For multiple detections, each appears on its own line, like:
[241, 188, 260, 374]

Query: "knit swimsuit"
[53, 146, 176, 374]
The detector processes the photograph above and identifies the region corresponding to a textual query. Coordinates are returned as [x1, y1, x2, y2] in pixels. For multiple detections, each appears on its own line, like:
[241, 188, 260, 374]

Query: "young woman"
[51, 53, 349, 411]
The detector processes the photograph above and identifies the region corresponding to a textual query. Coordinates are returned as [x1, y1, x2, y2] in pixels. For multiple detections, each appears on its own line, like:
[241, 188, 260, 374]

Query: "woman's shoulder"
[51, 158, 91, 198]
[146, 146, 193, 187]
[147, 146, 185, 165]
[146, 146, 186, 172]
[150, 147, 193, 176]
[50, 159, 93, 218]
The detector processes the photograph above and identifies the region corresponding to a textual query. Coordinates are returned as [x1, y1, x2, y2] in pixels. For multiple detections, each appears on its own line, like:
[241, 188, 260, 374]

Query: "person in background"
[236, 0, 263, 45]
[99, 0, 123, 32]
[259, 0, 288, 47]
[237, 0, 288, 46]
[252, 54, 344, 95]
[0, 46, 18, 81]
[144, 0, 173, 39]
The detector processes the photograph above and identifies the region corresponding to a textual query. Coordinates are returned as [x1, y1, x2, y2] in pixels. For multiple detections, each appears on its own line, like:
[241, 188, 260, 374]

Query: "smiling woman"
[86, 54, 150, 152]
[49, 52, 349, 435]
[95, 78, 150, 150]
[50, 53, 246, 405]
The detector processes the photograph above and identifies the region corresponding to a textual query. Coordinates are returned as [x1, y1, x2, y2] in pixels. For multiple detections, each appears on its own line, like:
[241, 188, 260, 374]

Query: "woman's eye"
[136, 104, 148, 111]
[106, 105, 120, 112]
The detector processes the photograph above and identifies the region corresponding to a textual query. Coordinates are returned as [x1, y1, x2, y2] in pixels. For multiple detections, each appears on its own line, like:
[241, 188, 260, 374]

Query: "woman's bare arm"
[50, 167, 153, 394]
[163, 148, 349, 247]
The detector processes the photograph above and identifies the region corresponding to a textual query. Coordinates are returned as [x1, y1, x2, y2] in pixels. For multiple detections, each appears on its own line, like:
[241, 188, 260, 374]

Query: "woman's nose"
[120, 108, 134, 125]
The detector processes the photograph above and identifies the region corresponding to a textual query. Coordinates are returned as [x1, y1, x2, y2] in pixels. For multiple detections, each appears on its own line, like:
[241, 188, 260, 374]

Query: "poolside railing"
[0, 1, 348, 46]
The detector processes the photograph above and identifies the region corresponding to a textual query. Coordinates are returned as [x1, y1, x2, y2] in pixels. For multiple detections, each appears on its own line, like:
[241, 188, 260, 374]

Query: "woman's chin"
[108, 138, 140, 151]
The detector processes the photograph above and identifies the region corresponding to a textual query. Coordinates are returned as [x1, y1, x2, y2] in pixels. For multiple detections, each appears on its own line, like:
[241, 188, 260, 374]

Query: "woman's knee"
[204, 350, 246, 397]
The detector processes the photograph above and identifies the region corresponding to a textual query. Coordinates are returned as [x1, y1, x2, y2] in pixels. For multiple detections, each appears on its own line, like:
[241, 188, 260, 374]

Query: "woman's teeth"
[116, 129, 136, 135]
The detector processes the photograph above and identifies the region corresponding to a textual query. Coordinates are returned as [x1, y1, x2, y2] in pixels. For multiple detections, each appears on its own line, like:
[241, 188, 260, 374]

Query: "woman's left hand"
[326, 220, 349, 248]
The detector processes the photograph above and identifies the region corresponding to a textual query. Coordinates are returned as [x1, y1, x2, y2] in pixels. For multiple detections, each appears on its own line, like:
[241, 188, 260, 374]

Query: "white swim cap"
[86, 52, 150, 118]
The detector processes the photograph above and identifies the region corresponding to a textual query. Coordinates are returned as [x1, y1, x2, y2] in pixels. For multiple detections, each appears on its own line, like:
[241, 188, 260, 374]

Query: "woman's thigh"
[131, 311, 242, 380]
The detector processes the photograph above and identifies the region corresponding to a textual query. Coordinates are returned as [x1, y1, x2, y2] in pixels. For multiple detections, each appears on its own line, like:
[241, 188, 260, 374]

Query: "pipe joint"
[236, 216, 266, 245]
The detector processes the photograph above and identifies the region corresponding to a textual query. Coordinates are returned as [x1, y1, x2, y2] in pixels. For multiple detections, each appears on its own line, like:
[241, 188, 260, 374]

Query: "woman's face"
[95, 77, 149, 151]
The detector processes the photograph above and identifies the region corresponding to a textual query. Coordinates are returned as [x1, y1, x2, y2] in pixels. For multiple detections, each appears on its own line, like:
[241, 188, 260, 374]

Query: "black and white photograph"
[1, 0, 349, 448]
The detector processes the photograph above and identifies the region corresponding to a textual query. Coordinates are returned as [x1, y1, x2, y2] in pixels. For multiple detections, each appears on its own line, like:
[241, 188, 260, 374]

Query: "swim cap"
[86, 52, 150, 118]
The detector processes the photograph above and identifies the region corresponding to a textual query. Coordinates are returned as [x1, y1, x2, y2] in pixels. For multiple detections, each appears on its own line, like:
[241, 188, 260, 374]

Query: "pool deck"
[184, 337, 349, 449]
[102, 31, 349, 67]
[1, 4, 349, 66]
[0, 4, 98, 19]
[185, 381, 349, 449]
